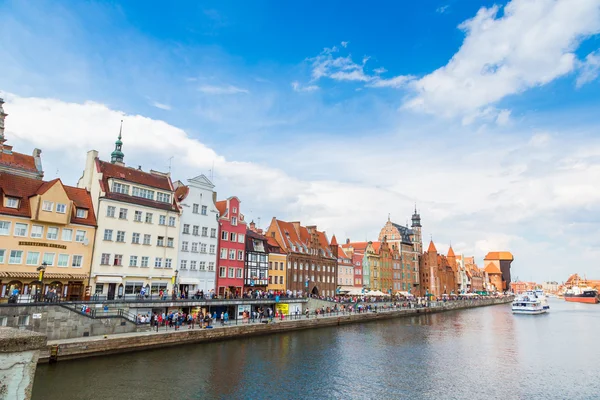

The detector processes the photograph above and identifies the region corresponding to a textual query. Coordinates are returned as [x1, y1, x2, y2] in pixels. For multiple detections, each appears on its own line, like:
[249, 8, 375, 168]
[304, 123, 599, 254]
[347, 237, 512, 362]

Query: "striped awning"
[0, 272, 87, 280]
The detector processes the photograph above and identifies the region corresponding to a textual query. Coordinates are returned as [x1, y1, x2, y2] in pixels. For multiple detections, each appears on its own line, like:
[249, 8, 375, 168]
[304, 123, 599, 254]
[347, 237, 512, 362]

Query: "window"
[168, 216, 176, 227]
[42, 253, 55, 266]
[76, 209, 87, 218]
[42, 201, 54, 212]
[180, 260, 187, 269]
[5, 197, 18, 208]
[14, 223, 28, 237]
[56, 203, 67, 214]
[119, 208, 128, 219]
[238, 234, 245, 243]
[103, 229, 113, 241]
[201, 205, 207, 215]
[219, 267, 226, 278]
[210, 228, 216, 238]
[159, 215, 166, 225]
[71, 255, 83, 268]
[141, 256, 149, 268]
[128, 255, 138, 267]
[61, 228, 73, 242]
[143, 234, 151, 245]
[145, 213, 153, 223]
[269, 262, 273, 270]
[134, 211, 142, 222]
[9, 250, 23, 264]
[183, 224, 190, 234]
[0, 221, 11, 235]
[202, 227, 208, 236]
[75, 230, 86, 243]
[0, 249, 5, 263]
[95, 284, 104, 294]
[112, 182, 130, 194]
[100, 253, 111, 265]
[191, 242, 198, 252]
[157, 192, 170, 203]
[17, 315, 29, 327]
[238, 250, 244, 260]
[154, 257, 162, 268]
[190, 261, 197, 270]
[208, 262, 215, 271]
[57, 254, 69, 267]
[193, 204, 199, 213]
[113, 255, 123, 266]
[280, 262, 284, 271]
[132, 187, 154, 200]
[165, 258, 172, 269]
[47, 227, 58, 240]
[236, 268, 242, 278]
[220, 248, 227, 259]
[229, 249, 235, 260]
[209, 244, 215, 254]
[231, 216, 239, 226]
[228, 267, 235, 278]
[221, 231, 228, 240]
[106, 206, 116, 217]
[26, 252, 40, 266]
[181, 241, 189, 251]
[232, 207, 237, 214]
[193, 225, 199, 236]
[116, 231, 125, 242]
[124, 282, 144, 295]
[200, 243, 207, 253]
[199, 261, 206, 270]
[167, 237, 174, 248]
[157, 236, 164, 247]
[230, 232, 237, 242]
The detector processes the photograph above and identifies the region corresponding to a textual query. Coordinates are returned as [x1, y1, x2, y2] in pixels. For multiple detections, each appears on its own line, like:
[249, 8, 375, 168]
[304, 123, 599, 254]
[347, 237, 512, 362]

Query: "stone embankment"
[38, 297, 511, 363]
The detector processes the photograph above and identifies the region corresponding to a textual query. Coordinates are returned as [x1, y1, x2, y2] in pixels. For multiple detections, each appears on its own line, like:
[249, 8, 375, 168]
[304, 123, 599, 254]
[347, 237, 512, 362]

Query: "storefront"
[0, 272, 88, 301]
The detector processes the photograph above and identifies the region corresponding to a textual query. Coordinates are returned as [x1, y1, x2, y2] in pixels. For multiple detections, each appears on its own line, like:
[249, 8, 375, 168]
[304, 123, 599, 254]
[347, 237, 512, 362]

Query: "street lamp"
[172, 269, 179, 300]
[36, 262, 47, 302]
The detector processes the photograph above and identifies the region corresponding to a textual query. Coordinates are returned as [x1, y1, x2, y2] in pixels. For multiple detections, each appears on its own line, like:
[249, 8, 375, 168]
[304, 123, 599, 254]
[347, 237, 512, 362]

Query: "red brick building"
[419, 241, 458, 297]
[215, 197, 247, 297]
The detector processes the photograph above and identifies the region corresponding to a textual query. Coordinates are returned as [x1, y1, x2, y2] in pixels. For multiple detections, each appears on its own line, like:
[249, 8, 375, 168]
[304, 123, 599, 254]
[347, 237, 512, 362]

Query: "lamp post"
[172, 269, 179, 300]
[36, 262, 47, 302]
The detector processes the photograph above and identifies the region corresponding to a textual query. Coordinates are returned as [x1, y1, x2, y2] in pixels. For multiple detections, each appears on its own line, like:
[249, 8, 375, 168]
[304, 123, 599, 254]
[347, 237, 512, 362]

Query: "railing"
[58, 304, 149, 325]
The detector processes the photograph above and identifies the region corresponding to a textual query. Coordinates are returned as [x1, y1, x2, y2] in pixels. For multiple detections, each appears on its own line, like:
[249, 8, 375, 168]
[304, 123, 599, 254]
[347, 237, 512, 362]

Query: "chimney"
[249, 221, 256, 232]
[138, 165, 142, 171]
[32, 148, 44, 178]
[346, 238, 350, 244]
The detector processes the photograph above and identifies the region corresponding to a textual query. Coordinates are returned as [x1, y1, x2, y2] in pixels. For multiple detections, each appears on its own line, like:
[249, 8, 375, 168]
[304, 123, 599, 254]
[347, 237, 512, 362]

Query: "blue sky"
[1, 0, 600, 282]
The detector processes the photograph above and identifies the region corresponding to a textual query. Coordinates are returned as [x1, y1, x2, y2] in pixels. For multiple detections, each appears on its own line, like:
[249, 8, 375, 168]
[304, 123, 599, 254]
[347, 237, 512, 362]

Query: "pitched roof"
[215, 200, 227, 217]
[484, 263, 502, 274]
[174, 185, 189, 202]
[427, 240, 437, 253]
[447, 246, 455, 257]
[0, 148, 38, 174]
[330, 234, 338, 246]
[271, 219, 334, 259]
[0, 173, 96, 226]
[98, 160, 173, 191]
[484, 251, 514, 261]
[342, 241, 369, 251]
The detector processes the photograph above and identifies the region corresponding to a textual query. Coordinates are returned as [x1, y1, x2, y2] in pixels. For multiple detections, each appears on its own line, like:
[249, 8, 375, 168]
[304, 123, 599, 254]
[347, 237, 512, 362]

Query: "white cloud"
[151, 101, 171, 110]
[404, 0, 600, 120]
[341, 41, 349, 48]
[291, 81, 319, 92]
[495, 109, 511, 126]
[367, 75, 414, 88]
[373, 67, 387, 74]
[576, 49, 600, 87]
[436, 5, 449, 14]
[198, 84, 249, 95]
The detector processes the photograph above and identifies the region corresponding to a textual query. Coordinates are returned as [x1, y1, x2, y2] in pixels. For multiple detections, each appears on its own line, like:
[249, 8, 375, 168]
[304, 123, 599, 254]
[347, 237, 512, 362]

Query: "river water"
[32, 299, 600, 399]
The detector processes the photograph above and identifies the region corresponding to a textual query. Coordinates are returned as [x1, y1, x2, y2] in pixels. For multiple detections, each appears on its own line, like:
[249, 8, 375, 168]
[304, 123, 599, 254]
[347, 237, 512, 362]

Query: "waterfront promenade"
[38, 296, 511, 363]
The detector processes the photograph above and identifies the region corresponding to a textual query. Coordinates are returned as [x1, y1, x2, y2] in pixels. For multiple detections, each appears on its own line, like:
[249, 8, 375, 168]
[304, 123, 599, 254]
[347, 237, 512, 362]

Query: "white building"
[77, 132, 180, 300]
[174, 175, 219, 296]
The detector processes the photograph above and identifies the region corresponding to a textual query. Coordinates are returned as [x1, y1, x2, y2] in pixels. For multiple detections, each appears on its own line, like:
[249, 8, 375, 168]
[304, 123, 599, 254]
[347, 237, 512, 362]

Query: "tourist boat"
[512, 294, 547, 315]
[533, 289, 550, 310]
[564, 286, 599, 304]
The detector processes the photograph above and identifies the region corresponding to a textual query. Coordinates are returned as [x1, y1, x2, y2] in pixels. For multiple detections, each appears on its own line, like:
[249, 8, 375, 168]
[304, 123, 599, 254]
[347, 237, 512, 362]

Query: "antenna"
[257, 216, 261, 228]
[168, 156, 174, 173]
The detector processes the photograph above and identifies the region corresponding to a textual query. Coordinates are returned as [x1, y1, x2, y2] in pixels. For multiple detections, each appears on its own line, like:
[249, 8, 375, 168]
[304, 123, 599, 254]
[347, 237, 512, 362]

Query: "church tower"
[110, 120, 125, 165]
[411, 206, 422, 253]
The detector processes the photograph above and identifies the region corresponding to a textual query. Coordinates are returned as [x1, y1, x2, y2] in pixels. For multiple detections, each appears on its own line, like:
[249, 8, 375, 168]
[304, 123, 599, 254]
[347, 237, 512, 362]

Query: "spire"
[330, 234, 338, 246]
[448, 245, 455, 257]
[0, 97, 7, 145]
[110, 120, 125, 164]
[411, 204, 421, 227]
[427, 239, 437, 253]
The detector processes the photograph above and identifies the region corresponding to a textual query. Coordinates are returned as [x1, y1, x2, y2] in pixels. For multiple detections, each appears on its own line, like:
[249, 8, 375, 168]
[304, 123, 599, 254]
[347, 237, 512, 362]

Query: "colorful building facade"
[215, 197, 246, 297]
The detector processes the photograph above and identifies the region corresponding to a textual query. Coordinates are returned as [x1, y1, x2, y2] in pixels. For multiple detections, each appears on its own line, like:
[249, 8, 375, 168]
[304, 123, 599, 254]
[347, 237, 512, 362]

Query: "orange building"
[483, 251, 514, 291]
[419, 241, 458, 297]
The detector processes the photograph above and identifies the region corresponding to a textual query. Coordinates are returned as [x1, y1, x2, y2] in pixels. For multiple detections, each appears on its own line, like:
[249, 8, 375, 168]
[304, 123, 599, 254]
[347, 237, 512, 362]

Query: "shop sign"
[32, 313, 42, 319]
[275, 303, 289, 315]
[19, 241, 67, 250]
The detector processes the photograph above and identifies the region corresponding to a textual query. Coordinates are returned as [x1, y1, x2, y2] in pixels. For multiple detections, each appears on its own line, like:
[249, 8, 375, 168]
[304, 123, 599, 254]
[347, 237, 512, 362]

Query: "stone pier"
[0, 328, 47, 400]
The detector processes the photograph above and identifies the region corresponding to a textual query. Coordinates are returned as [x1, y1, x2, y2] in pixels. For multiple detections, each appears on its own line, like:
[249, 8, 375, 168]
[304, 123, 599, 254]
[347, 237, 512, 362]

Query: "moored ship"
[564, 286, 598, 304]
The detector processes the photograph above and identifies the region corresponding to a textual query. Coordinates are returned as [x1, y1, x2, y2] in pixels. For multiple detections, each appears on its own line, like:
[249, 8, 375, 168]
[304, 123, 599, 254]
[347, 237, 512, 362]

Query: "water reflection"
[33, 299, 600, 400]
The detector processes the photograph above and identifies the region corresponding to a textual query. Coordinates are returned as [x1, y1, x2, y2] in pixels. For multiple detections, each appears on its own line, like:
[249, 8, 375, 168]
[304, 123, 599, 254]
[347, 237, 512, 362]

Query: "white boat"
[533, 289, 550, 310]
[512, 294, 548, 315]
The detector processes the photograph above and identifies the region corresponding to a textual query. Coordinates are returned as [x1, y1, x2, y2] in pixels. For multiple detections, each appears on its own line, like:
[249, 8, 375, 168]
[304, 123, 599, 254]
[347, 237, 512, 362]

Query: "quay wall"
[38, 297, 511, 363]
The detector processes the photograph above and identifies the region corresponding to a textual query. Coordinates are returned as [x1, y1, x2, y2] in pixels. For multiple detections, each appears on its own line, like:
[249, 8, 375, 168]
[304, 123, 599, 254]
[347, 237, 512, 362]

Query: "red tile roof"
[330, 234, 338, 246]
[98, 160, 173, 191]
[174, 185, 189, 202]
[427, 240, 437, 253]
[272, 219, 334, 259]
[216, 200, 227, 217]
[0, 173, 96, 226]
[342, 241, 369, 252]
[484, 263, 502, 274]
[0, 148, 38, 173]
[484, 251, 514, 261]
[447, 246, 455, 257]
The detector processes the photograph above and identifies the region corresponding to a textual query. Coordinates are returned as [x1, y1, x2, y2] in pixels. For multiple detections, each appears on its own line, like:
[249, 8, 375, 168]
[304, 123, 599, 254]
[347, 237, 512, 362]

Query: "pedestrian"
[224, 311, 229, 325]
[220, 312, 225, 326]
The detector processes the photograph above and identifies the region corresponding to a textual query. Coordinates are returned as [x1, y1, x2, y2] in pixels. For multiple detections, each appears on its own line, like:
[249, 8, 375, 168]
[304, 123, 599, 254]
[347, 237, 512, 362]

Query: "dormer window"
[112, 182, 130, 195]
[5, 197, 19, 208]
[157, 192, 171, 203]
[76, 208, 87, 218]
[132, 187, 154, 200]
[42, 201, 54, 212]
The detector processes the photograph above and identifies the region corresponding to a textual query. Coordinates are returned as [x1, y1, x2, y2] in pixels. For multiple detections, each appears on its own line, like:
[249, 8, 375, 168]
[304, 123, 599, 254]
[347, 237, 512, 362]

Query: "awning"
[95, 276, 123, 284]
[336, 286, 355, 293]
[179, 278, 200, 285]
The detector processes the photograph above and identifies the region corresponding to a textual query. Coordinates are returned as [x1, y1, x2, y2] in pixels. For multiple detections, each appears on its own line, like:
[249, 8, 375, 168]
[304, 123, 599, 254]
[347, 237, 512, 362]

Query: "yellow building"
[0, 175, 97, 300]
[267, 236, 287, 292]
